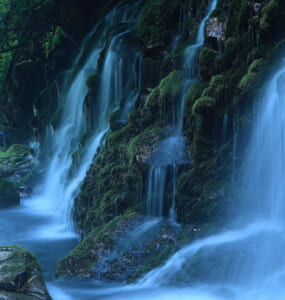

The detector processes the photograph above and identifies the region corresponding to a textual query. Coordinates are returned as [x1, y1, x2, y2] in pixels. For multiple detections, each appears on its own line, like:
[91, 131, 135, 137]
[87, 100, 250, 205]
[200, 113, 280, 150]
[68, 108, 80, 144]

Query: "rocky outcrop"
[57, 212, 210, 282]
[206, 17, 227, 41]
[0, 144, 39, 197]
[0, 246, 51, 300]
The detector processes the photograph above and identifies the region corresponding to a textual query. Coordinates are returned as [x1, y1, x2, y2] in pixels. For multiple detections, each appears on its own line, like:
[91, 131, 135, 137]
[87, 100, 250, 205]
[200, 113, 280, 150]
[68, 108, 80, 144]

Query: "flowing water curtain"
[139, 61, 285, 299]
[33, 2, 142, 233]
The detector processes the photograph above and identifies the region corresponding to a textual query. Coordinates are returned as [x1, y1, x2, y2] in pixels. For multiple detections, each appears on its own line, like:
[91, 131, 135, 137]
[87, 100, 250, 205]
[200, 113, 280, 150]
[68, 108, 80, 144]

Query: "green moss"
[199, 47, 217, 80]
[86, 74, 99, 90]
[200, 74, 227, 100]
[142, 71, 183, 126]
[209, 74, 225, 87]
[236, 0, 249, 34]
[259, 0, 285, 43]
[248, 58, 264, 73]
[185, 81, 207, 104]
[44, 26, 65, 58]
[0, 245, 51, 299]
[57, 211, 137, 278]
[192, 96, 215, 115]
[225, 36, 251, 65]
[159, 70, 183, 99]
[74, 121, 143, 232]
[127, 125, 163, 164]
[260, 0, 279, 31]
[6, 144, 31, 157]
[238, 72, 258, 91]
[135, 0, 180, 47]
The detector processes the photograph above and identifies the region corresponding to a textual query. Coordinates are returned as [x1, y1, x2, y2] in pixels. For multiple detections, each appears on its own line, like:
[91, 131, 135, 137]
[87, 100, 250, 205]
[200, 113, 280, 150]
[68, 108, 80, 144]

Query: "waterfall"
[140, 61, 285, 299]
[24, 2, 141, 238]
[178, 0, 217, 131]
[146, 0, 217, 220]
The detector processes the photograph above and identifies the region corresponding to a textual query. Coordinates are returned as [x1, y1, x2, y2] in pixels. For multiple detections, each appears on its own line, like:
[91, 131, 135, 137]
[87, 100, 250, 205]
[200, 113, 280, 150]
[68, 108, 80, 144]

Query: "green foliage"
[44, 26, 65, 58]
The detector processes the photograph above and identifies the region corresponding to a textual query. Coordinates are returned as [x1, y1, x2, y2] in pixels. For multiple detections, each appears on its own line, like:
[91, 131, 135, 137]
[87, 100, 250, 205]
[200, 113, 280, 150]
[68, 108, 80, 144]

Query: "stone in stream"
[0, 246, 51, 300]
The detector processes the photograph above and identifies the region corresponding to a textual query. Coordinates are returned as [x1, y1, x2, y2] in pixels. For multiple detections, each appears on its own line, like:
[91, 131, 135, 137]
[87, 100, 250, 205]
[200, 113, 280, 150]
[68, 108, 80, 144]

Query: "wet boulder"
[0, 246, 51, 300]
[0, 179, 20, 208]
[0, 144, 39, 196]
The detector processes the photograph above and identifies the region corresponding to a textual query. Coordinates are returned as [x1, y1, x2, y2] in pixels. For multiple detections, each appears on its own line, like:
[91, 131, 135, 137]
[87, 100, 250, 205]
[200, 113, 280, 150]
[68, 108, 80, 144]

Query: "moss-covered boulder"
[0, 144, 39, 195]
[57, 211, 219, 282]
[0, 246, 51, 300]
[0, 179, 20, 208]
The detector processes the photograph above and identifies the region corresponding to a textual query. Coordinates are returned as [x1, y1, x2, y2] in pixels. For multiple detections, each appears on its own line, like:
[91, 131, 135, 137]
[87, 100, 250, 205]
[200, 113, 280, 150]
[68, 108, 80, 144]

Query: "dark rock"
[0, 179, 20, 208]
[0, 246, 51, 300]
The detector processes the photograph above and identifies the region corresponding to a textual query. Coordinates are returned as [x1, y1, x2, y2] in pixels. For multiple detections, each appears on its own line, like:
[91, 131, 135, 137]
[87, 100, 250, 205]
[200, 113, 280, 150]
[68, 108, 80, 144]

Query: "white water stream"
[137, 61, 285, 299]
[22, 2, 141, 239]
[146, 0, 217, 220]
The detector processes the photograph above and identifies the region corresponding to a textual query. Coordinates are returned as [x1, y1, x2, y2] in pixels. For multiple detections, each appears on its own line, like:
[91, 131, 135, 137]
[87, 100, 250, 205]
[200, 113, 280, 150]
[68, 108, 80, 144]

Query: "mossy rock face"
[238, 72, 258, 91]
[5, 144, 31, 157]
[142, 70, 183, 126]
[259, 0, 285, 43]
[135, 0, 181, 48]
[0, 246, 51, 300]
[192, 96, 215, 115]
[57, 211, 218, 282]
[248, 58, 264, 73]
[198, 47, 217, 81]
[0, 144, 39, 195]
[128, 125, 163, 165]
[0, 179, 20, 208]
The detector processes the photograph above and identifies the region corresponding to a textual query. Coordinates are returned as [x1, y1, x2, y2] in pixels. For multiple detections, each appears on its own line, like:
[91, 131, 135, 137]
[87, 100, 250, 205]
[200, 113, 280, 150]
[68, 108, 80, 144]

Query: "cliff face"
[74, 0, 285, 231]
[58, 0, 285, 279]
[1, 0, 285, 282]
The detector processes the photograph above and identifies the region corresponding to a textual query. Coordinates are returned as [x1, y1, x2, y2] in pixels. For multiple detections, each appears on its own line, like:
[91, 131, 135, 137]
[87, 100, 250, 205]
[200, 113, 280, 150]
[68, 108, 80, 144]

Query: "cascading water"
[138, 61, 285, 299]
[146, 0, 217, 220]
[23, 2, 141, 237]
[1, 1, 285, 299]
